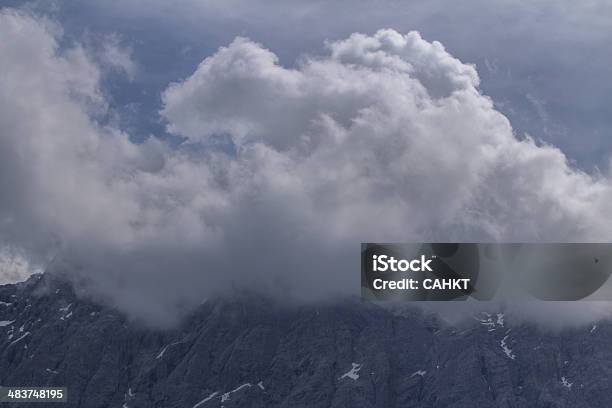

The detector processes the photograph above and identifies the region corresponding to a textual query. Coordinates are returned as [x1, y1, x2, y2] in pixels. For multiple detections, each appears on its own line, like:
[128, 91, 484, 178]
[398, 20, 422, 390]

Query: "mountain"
[0, 274, 610, 408]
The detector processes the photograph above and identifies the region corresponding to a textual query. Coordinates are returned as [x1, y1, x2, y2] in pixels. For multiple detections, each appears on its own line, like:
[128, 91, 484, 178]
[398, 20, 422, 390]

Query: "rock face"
[0, 274, 610, 408]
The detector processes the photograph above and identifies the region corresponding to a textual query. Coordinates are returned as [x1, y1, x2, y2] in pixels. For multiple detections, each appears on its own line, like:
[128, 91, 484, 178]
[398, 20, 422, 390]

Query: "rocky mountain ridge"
[1, 274, 610, 407]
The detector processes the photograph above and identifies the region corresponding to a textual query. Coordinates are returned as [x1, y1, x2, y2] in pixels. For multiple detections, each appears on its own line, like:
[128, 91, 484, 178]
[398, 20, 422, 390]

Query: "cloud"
[2, 9, 612, 326]
[22, 0, 612, 167]
[0, 247, 40, 285]
[93, 33, 138, 81]
[162, 29, 612, 243]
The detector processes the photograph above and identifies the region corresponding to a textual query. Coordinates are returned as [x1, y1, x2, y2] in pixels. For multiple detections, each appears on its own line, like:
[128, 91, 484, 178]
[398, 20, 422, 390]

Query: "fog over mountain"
[1, 8, 612, 326]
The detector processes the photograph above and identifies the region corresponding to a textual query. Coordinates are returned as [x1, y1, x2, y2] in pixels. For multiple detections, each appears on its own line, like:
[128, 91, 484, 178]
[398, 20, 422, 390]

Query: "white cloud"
[0, 247, 39, 284]
[162, 29, 612, 243]
[2, 10, 612, 325]
[96, 33, 138, 81]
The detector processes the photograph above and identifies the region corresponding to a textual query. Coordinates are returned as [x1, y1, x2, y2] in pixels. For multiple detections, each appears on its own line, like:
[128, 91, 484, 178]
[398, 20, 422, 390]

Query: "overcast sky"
[1, 1, 612, 326]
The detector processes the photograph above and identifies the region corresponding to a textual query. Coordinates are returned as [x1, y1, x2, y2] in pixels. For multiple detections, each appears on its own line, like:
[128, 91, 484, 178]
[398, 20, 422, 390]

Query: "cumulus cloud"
[162, 30, 612, 242]
[2, 9, 612, 326]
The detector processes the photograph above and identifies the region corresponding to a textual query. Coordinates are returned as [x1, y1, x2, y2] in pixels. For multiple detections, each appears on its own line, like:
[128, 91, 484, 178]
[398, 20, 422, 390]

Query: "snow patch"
[155, 341, 183, 359]
[156, 345, 170, 359]
[590, 324, 597, 333]
[222, 383, 252, 403]
[476, 312, 505, 331]
[0, 301, 11, 306]
[59, 304, 73, 320]
[192, 381, 259, 407]
[0, 320, 14, 327]
[192, 392, 218, 408]
[411, 370, 427, 377]
[339, 363, 362, 380]
[9, 331, 30, 347]
[476, 313, 496, 330]
[45, 368, 59, 374]
[122, 387, 135, 408]
[500, 335, 515, 360]
[561, 376, 573, 390]
[58, 304, 71, 312]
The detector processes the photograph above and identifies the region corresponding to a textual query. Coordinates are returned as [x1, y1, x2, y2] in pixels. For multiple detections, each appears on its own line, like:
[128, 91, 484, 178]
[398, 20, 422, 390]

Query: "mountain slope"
[1, 274, 610, 408]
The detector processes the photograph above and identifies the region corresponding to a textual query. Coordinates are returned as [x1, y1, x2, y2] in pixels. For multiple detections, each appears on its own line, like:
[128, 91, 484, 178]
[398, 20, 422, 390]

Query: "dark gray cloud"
[1, 7, 612, 327]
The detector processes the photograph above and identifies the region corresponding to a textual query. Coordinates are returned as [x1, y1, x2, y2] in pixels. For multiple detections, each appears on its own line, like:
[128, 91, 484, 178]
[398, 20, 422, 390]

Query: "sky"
[1, 0, 612, 326]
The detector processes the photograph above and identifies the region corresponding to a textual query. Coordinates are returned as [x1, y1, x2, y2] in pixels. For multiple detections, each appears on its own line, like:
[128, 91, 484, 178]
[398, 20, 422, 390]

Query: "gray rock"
[0, 274, 609, 407]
